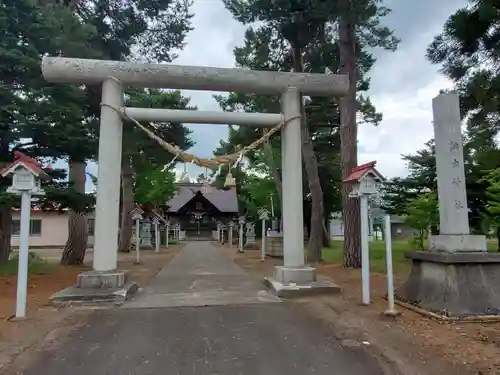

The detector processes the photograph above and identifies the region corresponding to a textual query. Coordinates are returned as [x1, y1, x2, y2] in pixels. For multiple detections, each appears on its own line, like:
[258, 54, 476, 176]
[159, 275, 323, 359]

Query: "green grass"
[321, 241, 411, 275]
[0, 253, 52, 276]
[321, 239, 500, 276]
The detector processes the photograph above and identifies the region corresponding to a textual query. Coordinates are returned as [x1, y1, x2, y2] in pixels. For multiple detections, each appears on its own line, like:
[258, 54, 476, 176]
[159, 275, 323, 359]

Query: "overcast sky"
[84, 0, 466, 191]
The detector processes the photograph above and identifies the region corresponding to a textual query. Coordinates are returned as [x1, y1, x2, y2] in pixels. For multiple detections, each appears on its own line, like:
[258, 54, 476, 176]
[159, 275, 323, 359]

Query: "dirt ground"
[0, 245, 184, 373]
[220, 245, 500, 375]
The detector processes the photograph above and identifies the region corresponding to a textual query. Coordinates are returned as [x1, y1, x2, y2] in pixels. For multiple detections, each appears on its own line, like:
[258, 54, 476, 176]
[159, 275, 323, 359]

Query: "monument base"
[396, 251, 500, 317]
[264, 266, 341, 297]
[50, 270, 138, 307]
[429, 234, 487, 252]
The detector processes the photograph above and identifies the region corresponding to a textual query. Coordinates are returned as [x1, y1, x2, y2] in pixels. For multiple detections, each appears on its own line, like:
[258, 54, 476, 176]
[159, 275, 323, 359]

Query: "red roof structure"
[0, 151, 51, 180]
[343, 161, 385, 183]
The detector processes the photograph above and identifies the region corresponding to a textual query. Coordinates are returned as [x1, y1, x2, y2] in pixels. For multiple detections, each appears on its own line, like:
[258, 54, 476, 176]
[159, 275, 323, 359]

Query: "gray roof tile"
[167, 183, 238, 213]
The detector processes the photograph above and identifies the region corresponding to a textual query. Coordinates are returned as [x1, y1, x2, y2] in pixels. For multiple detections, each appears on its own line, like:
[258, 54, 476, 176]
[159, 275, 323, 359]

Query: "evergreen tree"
[0, 0, 95, 264]
[220, 0, 395, 265]
[427, 0, 499, 134]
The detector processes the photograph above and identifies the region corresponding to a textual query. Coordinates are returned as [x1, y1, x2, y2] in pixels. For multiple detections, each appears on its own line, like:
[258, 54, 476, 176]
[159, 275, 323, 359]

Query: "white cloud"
[360, 75, 455, 178]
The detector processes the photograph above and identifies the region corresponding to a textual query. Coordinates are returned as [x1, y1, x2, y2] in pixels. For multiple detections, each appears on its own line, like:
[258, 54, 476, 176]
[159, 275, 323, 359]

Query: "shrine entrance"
[41, 56, 348, 294]
[166, 182, 239, 241]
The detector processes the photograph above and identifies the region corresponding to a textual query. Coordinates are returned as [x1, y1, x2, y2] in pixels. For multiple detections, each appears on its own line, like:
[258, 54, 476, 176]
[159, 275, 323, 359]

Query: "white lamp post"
[238, 216, 245, 253]
[344, 161, 384, 306]
[152, 217, 160, 253]
[258, 208, 270, 262]
[132, 209, 143, 264]
[1, 152, 50, 319]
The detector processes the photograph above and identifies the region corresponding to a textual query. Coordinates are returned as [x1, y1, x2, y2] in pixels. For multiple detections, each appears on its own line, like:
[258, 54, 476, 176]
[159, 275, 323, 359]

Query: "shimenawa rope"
[99, 103, 300, 170]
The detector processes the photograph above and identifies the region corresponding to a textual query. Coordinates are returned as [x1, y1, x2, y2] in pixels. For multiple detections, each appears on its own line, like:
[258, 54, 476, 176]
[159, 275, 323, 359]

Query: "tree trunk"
[291, 45, 324, 262]
[60, 158, 88, 265]
[323, 220, 330, 247]
[118, 156, 134, 252]
[0, 205, 12, 264]
[339, 0, 361, 268]
[262, 130, 283, 206]
[496, 227, 500, 252]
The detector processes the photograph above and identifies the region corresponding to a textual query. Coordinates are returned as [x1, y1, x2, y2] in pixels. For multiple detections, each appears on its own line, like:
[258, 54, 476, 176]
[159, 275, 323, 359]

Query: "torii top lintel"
[41, 57, 349, 97]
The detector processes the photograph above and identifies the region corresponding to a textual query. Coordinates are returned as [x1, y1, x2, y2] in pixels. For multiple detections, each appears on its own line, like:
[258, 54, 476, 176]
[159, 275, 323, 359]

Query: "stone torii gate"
[42, 57, 347, 300]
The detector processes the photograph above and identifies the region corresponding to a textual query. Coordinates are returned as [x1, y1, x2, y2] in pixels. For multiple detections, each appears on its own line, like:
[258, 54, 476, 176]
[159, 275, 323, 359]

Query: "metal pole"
[15, 191, 31, 319]
[229, 225, 233, 248]
[135, 219, 140, 264]
[93, 78, 123, 272]
[384, 215, 400, 316]
[360, 195, 370, 305]
[261, 219, 266, 262]
[166, 224, 169, 248]
[280, 87, 304, 268]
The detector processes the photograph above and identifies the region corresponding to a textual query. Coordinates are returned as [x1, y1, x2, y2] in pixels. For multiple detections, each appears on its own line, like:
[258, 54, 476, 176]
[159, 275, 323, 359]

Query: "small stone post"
[132, 211, 143, 264]
[258, 208, 270, 262]
[228, 221, 234, 248]
[216, 222, 222, 243]
[238, 216, 245, 253]
[221, 224, 226, 245]
[175, 223, 181, 243]
[166, 221, 170, 248]
[152, 217, 160, 253]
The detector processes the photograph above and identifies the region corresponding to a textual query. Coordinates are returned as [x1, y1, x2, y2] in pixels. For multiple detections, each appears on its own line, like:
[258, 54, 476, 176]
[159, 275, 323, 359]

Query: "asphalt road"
[22, 243, 387, 375]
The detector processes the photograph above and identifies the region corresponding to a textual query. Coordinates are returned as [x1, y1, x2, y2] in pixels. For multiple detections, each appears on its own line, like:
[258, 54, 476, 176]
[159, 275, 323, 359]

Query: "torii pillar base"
[264, 266, 341, 298]
[49, 270, 138, 307]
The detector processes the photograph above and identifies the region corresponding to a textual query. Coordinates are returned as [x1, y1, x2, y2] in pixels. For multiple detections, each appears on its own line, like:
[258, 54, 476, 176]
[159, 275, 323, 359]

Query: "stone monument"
[396, 92, 500, 317]
[140, 218, 153, 249]
[244, 222, 258, 249]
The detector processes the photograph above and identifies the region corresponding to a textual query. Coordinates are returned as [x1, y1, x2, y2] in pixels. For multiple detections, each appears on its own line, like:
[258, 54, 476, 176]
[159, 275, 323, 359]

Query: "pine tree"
[221, 0, 397, 265]
[0, 0, 95, 264]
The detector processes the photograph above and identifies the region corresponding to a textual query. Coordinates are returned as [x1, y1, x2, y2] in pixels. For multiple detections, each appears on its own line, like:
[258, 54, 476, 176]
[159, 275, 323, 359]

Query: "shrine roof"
[167, 183, 238, 213]
[0, 151, 50, 179]
[343, 161, 385, 183]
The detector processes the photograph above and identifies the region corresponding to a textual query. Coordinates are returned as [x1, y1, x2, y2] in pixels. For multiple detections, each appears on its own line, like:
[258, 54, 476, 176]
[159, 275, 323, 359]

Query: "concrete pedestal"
[50, 270, 138, 306]
[264, 266, 341, 298]
[266, 235, 284, 257]
[396, 251, 500, 317]
[429, 234, 487, 252]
